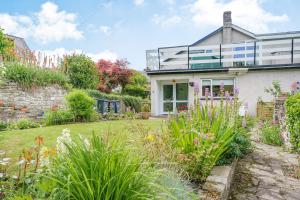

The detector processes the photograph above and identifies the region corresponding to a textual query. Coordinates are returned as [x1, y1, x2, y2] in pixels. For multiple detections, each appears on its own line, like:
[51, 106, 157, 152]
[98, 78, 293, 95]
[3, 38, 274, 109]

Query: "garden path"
[229, 129, 300, 200]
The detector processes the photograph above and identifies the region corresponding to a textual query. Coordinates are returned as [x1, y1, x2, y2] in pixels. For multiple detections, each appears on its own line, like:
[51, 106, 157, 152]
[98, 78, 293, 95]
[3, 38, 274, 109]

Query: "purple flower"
[225, 91, 230, 100]
[194, 81, 200, 94]
[220, 82, 224, 92]
[205, 87, 210, 97]
[234, 87, 239, 95]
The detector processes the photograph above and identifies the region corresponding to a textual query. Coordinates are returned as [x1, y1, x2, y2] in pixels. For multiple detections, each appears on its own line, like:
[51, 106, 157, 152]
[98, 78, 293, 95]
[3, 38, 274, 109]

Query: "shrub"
[15, 118, 39, 130]
[0, 120, 7, 131]
[43, 109, 75, 126]
[168, 104, 236, 182]
[3, 62, 68, 88]
[217, 116, 253, 165]
[260, 121, 283, 146]
[123, 85, 150, 99]
[66, 90, 96, 122]
[64, 54, 98, 89]
[47, 134, 158, 199]
[286, 93, 300, 152]
[141, 103, 150, 112]
[87, 89, 146, 113]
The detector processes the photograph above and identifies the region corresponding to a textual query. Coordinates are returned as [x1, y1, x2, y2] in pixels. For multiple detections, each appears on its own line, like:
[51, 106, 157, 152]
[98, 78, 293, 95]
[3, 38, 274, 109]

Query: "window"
[234, 54, 245, 58]
[201, 79, 234, 97]
[234, 46, 245, 51]
[162, 83, 188, 113]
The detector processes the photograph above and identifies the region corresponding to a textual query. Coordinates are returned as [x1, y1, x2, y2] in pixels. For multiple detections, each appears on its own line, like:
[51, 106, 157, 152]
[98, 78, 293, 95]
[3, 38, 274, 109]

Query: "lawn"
[0, 119, 164, 173]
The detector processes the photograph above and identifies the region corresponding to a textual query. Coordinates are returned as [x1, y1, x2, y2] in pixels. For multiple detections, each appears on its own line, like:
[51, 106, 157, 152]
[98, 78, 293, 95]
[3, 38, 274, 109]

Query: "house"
[5, 34, 30, 59]
[146, 11, 300, 117]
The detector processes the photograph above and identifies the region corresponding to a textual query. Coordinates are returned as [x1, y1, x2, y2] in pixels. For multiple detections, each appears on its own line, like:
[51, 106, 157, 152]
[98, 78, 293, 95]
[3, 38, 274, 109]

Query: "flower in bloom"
[146, 134, 155, 142]
[224, 91, 230, 100]
[205, 87, 210, 97]
[56, 129, 72, 154]
[220, 82, 224, 92]
[193, 138, 199, 145]
[194, 81, 200, 94]
[234, 87, 239, 95]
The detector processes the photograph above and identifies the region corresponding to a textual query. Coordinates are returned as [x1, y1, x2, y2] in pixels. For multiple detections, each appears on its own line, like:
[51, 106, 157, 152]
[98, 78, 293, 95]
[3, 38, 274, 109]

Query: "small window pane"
[212, 79, 234, 97]
[176, 83, 188, 101]
[176, 102, 188, 112]
[234, 47, 245, 51]
[163, 85, 173, 100]
[163, 102, 173, 112]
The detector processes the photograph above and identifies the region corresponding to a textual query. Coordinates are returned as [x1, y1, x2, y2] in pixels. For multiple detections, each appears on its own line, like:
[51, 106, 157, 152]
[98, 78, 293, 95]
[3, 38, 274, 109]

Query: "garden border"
[198, 158, 238, 200]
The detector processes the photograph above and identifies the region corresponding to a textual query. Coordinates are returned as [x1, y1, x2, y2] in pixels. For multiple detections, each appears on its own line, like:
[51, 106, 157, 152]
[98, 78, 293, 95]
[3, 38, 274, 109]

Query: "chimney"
[222, 11, 232, 44]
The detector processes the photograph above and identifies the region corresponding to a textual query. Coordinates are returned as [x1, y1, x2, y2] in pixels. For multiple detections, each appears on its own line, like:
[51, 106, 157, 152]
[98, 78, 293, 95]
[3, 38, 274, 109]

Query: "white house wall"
[150, 69, 300, 116]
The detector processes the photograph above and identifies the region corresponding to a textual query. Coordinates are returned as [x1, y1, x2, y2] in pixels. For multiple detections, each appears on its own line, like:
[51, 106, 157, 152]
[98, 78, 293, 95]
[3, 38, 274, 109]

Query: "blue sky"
[0, 0, 299, 70]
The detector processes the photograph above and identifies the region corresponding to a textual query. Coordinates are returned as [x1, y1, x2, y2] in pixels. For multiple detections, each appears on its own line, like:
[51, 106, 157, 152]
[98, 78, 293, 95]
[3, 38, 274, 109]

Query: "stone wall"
[0, 82, 67, 122]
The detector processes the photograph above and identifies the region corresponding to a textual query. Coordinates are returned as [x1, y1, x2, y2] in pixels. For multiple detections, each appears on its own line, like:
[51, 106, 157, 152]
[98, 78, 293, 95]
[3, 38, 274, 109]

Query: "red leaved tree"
[96, 59, 133, 93]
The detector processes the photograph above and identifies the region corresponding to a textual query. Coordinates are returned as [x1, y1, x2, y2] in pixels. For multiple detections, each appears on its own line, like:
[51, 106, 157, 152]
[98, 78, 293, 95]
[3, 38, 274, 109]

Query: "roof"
[5, 34, 30, 52]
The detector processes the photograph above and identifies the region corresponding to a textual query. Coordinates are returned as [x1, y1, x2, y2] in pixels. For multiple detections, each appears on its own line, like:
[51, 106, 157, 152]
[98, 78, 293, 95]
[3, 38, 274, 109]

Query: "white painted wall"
[149, 69, 300, 116]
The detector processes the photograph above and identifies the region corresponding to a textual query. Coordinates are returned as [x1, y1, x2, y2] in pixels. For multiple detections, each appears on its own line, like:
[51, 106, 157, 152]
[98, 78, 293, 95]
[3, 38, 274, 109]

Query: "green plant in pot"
[141, 103, 151, 119]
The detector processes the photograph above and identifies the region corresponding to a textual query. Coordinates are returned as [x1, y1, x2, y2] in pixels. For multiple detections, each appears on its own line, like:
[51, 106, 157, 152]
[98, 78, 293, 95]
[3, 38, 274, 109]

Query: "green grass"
[0, 119, 163, 173]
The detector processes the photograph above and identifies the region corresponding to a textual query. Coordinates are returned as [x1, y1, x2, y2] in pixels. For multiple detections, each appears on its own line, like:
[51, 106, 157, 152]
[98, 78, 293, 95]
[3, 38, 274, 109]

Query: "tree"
[63, 54, 99, 89]
[123, 70, 150, 98]
[0, 28, 16, 61]
[96, 59, 133, 93]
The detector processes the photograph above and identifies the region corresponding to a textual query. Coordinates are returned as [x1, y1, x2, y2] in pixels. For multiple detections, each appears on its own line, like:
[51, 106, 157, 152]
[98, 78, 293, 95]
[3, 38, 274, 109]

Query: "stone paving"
[229, 130, 300, 200]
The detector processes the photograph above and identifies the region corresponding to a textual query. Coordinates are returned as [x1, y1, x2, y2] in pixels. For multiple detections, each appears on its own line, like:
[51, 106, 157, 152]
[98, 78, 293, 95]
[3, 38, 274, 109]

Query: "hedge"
[87, 90, 149, 113]
[285, 93, 300, 152]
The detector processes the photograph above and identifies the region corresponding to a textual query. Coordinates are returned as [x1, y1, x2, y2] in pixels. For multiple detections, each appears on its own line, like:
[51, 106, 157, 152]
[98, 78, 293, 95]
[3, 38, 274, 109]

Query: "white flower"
[3, 158, 11, 162]
[56, 129, 73, 154]
[30, 160, 35, 165]
[12, 175, 18, 179]
[84, 138, 90, 148]
[18, 159, 25, 165]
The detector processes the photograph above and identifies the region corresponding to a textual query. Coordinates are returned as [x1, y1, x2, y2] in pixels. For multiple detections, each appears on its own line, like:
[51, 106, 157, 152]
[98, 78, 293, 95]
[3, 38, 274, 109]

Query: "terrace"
[146, 37, 300, 72]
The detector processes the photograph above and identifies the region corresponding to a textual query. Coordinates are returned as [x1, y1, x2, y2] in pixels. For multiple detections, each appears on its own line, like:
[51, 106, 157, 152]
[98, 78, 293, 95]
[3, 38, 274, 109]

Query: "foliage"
[141, 103, 150, 112]
[66, 90, 96, 122]
[264, 80, 282, 97]
[96, 59, 133, 93]
[217, 116, 253, 165]
[64, 54, 98, 89]
[43, 109, 75, 126]
[285, 93, 300, 151]
[3, 62, 68, 88]
[123, 70, 149, 99]
[15, 118, 39, 130]
[0, 120, 7, 131]
[47, 133, 158, 200]
[87, 89, 147, 112]
[260, 121, 283, 146]
[0, 28, 17, 61]
[168, 103, 237, 182]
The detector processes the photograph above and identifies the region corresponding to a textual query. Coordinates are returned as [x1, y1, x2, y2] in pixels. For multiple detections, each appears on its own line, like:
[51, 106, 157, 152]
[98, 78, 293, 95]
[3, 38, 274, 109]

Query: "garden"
[0, 28, 300, 200]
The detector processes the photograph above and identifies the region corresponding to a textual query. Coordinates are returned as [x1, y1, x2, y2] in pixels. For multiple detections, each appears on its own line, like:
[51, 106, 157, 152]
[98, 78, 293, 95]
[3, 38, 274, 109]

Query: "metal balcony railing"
[146, 38, 300, 71]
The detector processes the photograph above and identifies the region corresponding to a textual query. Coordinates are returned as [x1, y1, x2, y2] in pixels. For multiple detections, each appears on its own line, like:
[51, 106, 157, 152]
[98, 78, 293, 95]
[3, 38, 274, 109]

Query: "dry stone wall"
[0, 81, 67, 122]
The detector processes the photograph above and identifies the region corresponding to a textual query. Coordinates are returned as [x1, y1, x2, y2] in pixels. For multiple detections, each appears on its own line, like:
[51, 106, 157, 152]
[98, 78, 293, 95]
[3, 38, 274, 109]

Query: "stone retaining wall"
[0, 82, 67, 122]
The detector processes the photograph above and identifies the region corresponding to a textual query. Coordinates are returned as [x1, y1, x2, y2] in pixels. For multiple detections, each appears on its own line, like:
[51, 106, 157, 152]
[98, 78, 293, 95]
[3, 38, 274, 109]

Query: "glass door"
[162, 83, 188, 114]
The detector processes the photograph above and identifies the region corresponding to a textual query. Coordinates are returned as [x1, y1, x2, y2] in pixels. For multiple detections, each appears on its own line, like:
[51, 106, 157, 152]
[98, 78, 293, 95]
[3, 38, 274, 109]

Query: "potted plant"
[140, 103, 151, 119]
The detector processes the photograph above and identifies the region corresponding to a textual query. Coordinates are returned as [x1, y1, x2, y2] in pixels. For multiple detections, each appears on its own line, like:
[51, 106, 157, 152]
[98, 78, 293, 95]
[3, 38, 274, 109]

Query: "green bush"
[123, 85, 150, 99]
[66, 90, 96, 122]
[286, 93, 300, 151]
[217, 116, 253, 165]
[168, 104, 236, 182]
[0, 120, 7, 131]
[15, 118, 40, 130]
[43, 109, 75, 126]
[3, 62, 68, 88]
[141, 103, 150, 112]
[260, 121, 283, 146]
[64, 54, 98, 89]
[87, 89, 147, 112]
[47, 134, 158, 199]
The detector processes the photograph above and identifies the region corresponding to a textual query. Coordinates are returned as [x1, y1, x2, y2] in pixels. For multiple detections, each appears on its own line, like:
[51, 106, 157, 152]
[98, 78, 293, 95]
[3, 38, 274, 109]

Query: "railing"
[146, 38, 300, 71]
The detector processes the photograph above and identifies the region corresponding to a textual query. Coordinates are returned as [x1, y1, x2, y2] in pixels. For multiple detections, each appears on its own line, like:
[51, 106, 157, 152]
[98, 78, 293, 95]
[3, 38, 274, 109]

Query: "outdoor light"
[189, 82, 194, 87]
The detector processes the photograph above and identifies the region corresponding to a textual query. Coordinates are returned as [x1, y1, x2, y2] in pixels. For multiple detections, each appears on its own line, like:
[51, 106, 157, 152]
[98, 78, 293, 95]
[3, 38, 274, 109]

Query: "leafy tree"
[63, 54, 98, 89]
[123, 70, 150, 98]
[96, 59, 133, 93]
[0, 28, 16, 61]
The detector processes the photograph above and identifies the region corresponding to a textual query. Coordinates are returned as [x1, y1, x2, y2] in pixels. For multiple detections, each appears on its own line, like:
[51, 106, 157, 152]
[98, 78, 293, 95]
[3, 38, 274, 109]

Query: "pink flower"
[205, 87, 210, 97]
[234, 87, 239, 95]
[193, 138, 199, 145]
[194, 81, 200, 94]
[220, 82, 224, 92]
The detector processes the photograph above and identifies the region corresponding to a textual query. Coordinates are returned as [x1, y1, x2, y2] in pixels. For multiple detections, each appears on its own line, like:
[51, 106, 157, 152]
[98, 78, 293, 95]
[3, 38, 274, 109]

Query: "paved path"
[229, 130, 300, 200]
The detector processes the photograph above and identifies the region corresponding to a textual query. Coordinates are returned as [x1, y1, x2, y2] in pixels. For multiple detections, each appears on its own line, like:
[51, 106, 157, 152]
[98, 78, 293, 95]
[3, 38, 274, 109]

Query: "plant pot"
[141, 112, 150, 120]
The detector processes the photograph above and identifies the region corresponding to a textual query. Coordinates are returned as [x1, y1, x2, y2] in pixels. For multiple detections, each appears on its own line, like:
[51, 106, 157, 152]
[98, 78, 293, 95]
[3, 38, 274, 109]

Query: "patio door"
[162, 82, 188, 114]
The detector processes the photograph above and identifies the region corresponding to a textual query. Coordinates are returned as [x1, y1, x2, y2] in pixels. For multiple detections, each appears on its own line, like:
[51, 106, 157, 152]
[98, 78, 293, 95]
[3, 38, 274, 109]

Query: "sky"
[0, 0, 300, 70]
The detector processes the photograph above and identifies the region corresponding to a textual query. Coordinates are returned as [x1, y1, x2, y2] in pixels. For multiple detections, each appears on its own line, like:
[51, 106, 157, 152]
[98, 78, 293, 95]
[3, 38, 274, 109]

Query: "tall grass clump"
[47, 134, 158, 200]
[3, 62, 68, 88]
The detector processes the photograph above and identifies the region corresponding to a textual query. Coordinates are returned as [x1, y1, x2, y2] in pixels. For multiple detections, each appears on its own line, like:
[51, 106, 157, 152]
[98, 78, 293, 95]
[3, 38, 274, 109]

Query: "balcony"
[146, 38, 300, 71]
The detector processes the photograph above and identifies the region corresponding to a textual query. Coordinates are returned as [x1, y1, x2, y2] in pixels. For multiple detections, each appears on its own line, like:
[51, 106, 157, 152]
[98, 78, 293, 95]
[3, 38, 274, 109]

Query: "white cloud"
[36, 48, 118, 63]
[99, 26, 112, 36]
[190, 0, 289, 33]
[133, 0, 144, 6]
[152, 14, 182, 28]
[0, 1, 83, 43]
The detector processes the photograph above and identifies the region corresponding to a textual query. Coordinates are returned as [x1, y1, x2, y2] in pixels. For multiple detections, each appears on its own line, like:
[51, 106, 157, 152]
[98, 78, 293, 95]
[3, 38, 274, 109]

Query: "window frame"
[200, 78, 235, 98]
